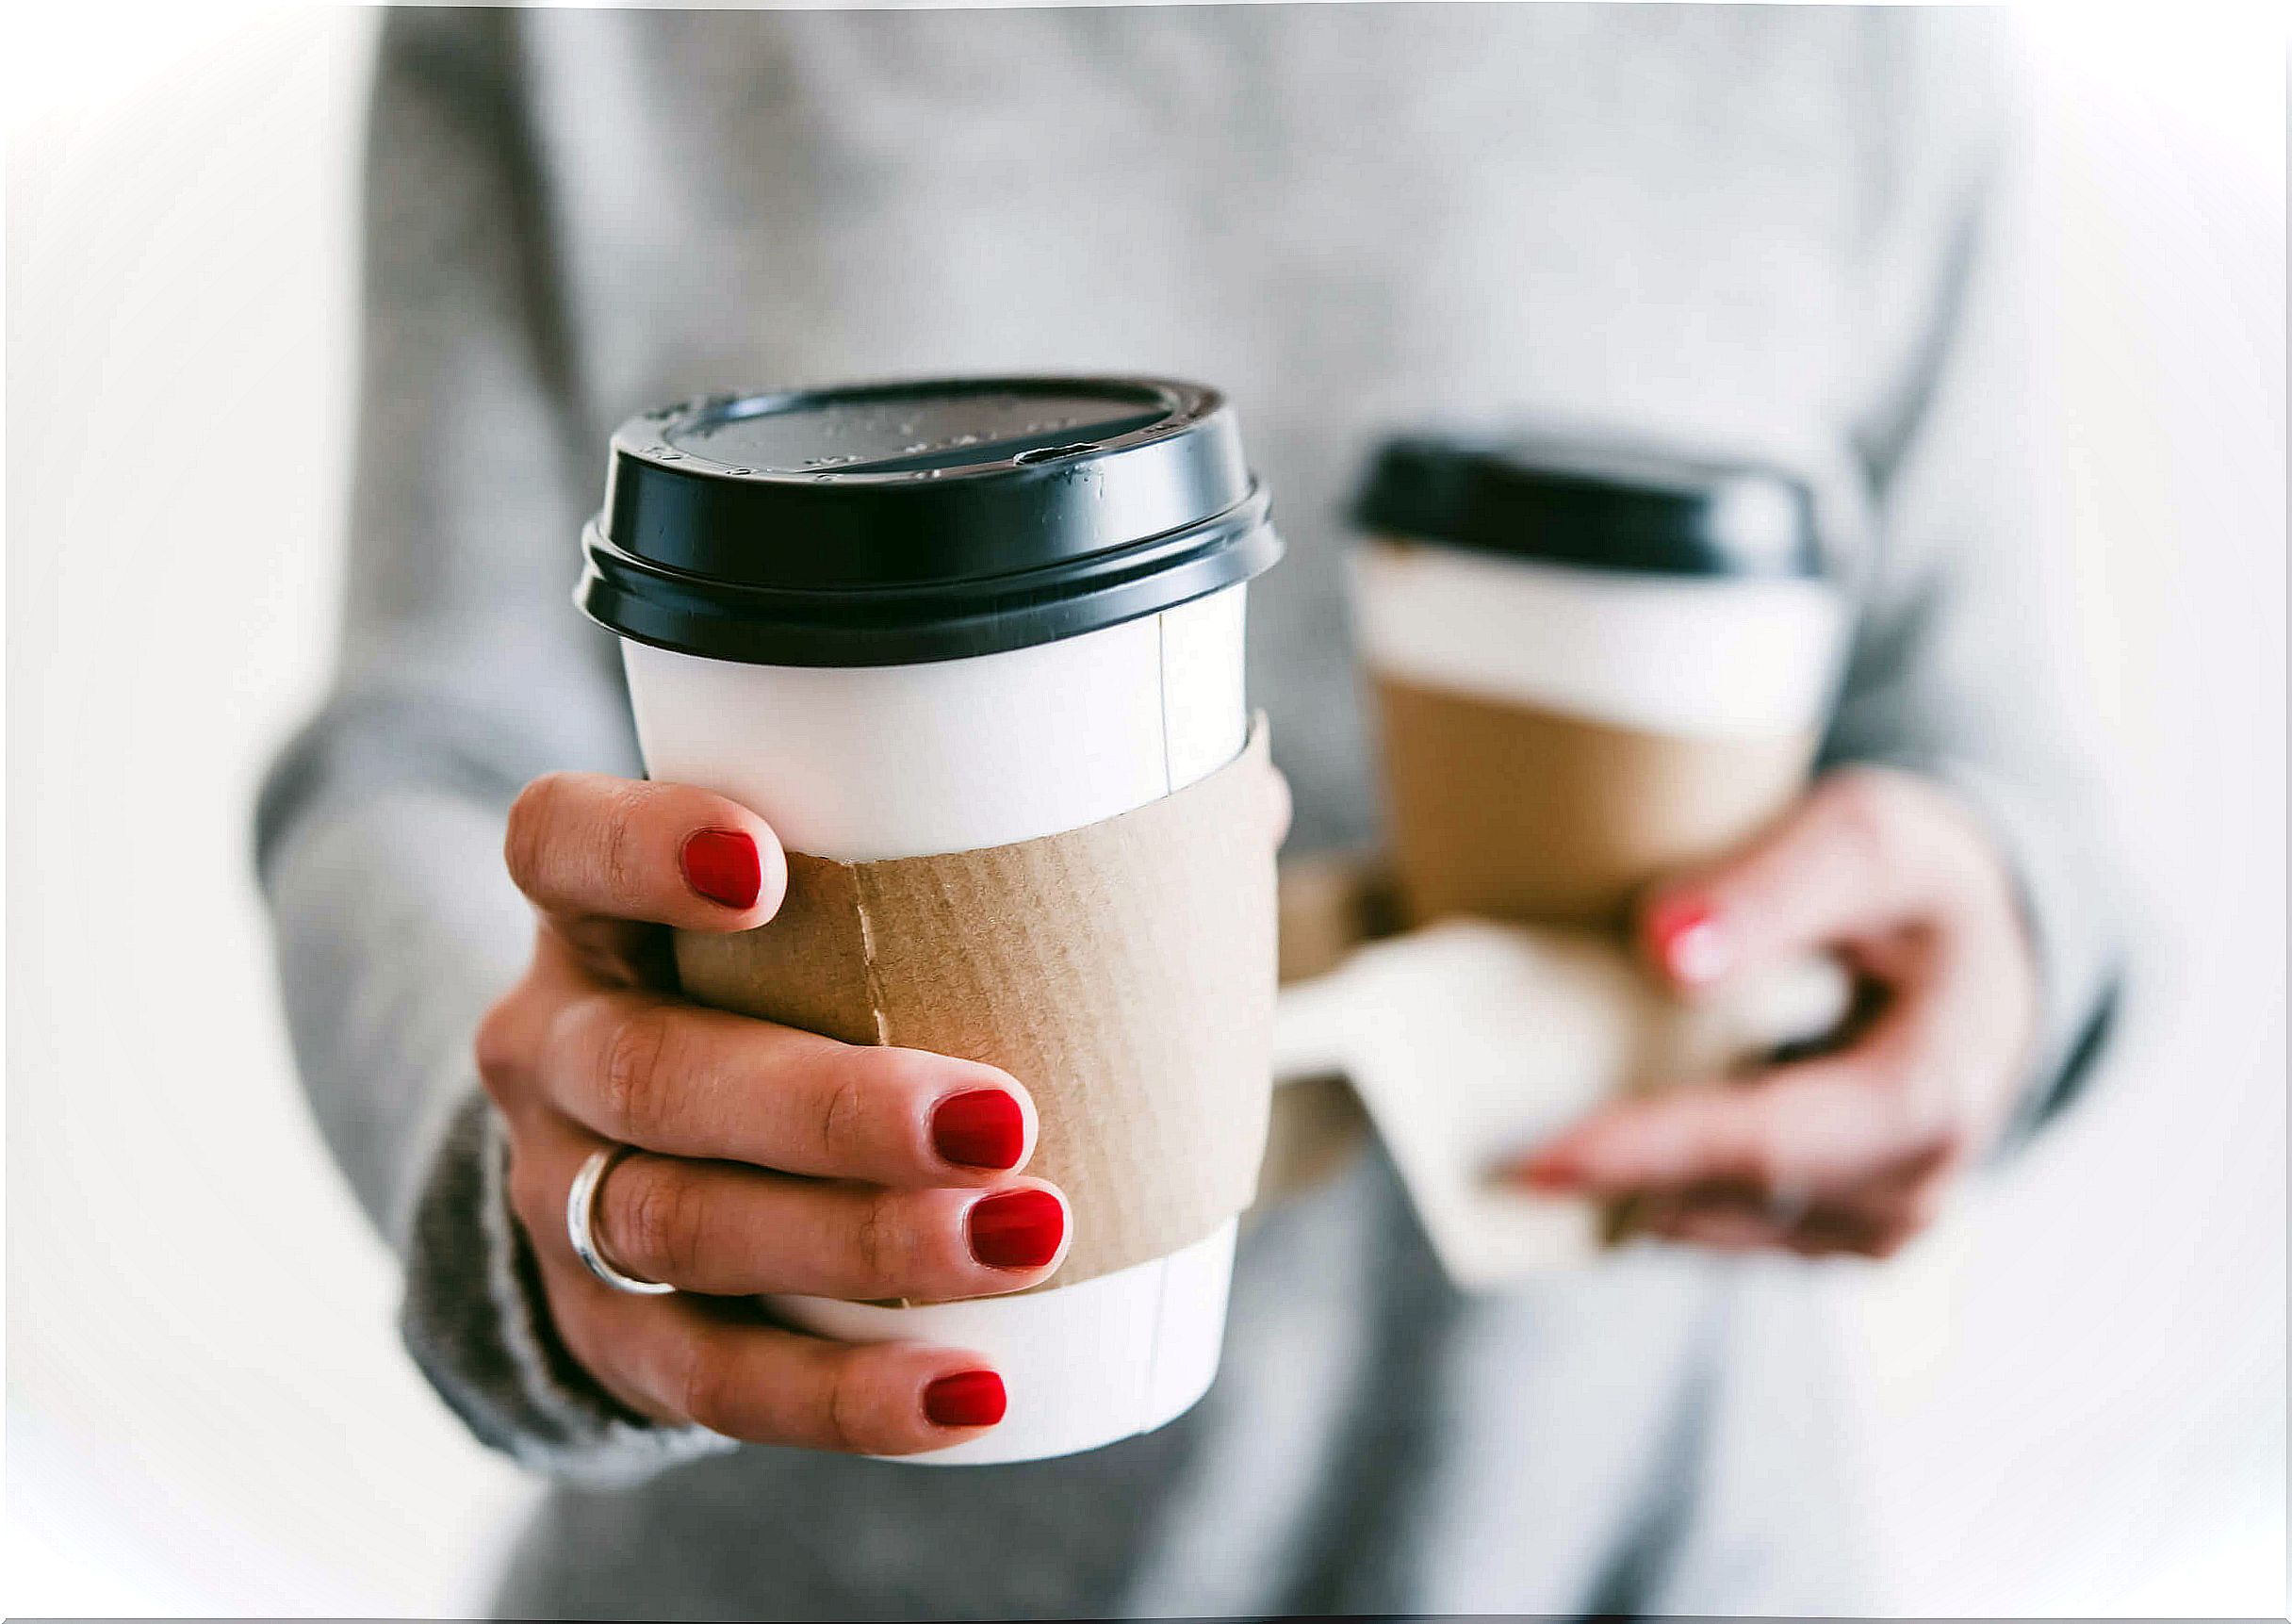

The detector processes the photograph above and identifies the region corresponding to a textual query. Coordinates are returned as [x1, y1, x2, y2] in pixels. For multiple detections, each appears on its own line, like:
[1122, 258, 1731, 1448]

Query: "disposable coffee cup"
[578, 377, 1282, 1465]
[1349, 434, 1850, 929]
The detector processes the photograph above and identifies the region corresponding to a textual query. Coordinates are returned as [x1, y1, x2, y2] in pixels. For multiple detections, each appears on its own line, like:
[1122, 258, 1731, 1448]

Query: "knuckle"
[820, 1356, 875, 1455]
[473, 991, 530, 1102]
[549, 1291, 613, 1373]
[598, 781, 651, 910]
[814, 1052, 877, 1166]
[848, 1189, 910, 1295]
[614, 1158, 703, 1282]
[598, 1003, 679, 1140]
[677, 1335, 740, 1437]
[1817, 770, 1907, 875]
[501, 1140, 554, 1234]
[503, 775, 571, 894]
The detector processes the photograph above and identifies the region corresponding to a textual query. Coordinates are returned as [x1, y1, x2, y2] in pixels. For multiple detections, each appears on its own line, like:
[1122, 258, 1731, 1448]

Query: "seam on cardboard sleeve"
[850, 877, 893, 1046]
[1155, 610, 1174, 796]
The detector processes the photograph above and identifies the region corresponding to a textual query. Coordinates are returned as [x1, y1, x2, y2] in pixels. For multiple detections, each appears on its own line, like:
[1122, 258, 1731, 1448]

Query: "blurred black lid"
[1351, 433, 1820, 578]
[580, 375, 1280, 666]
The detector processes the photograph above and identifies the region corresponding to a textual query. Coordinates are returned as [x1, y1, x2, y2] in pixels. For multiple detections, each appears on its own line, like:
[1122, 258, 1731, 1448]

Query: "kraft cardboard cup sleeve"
[1348, 433, 1851, 928]
[577, 377, 1283, 1465]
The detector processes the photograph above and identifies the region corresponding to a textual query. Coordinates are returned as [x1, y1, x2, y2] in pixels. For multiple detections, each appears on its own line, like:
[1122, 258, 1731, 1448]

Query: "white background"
[6, 4, 2284, 1615]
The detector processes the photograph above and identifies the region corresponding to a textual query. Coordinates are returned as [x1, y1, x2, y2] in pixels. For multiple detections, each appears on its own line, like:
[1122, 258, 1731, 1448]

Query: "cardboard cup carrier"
[578, 378, 1282, 1464]
[1350, 435, 1850, 928]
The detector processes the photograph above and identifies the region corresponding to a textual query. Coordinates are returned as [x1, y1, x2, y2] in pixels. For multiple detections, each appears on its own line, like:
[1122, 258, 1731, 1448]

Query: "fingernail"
[968, 1189, 1066, 1271]
[932, 1089, 1026, 1171]
[924, 1370, 1007, 1429]
[681, 828, 761, 910]
[1648, 897, 1729, 985]
[1514, 1153, 1581, 1192]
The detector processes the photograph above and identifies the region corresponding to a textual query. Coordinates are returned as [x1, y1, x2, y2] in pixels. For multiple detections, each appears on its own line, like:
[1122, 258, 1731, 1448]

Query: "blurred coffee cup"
[1348, 432, 1849, 931]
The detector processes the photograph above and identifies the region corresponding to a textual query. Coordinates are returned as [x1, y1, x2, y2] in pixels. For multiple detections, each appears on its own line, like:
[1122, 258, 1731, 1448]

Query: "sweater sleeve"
[254, 10, 730, 1485]
[1822, 16, 2124, 1146]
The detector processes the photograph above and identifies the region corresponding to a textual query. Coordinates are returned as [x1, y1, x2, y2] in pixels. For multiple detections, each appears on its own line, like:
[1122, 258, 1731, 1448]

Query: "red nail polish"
[681, 828, 761, 910]
[1648, 897, 1728, 984]
[932, 1089, 1026, 1171]
[1516, 1154, 1580, 1192]
[968, 1189, 1066, 1271]
[924, 1370, 1007, 1429]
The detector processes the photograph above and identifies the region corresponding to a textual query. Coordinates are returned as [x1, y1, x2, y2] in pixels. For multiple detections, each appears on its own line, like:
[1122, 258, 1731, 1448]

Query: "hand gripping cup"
[1349, 434, 1850, 929]
[1338, 434, 1853, 1275]
[578, 378, 1283, 1465]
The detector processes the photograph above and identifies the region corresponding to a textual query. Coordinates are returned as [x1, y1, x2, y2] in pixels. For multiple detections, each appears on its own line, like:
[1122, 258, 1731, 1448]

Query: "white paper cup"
[622, 587, 1249, 1463]
[580, 378, 1281, 1465]
[622, 584, 1249, 861]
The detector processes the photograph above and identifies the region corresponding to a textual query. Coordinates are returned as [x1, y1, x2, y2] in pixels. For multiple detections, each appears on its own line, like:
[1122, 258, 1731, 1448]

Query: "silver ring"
[566, 1145, 676, 1295]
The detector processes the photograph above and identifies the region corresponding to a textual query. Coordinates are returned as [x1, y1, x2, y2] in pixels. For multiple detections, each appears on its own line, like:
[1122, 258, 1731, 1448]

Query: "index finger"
[1506, 1031, 1950, 1200]
[1636, 767, 1982, 990]
[506, 771, 788, 933]
[534, 985, 1038, 1185]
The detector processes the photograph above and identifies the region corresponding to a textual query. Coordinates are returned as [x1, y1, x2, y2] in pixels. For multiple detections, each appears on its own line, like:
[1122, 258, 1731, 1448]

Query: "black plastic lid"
[1351, 433, 1820, 579]
[578, 376, 1280, 666]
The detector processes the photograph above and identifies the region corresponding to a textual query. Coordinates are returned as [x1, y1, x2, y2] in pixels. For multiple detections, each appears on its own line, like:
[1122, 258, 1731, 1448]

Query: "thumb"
[1637, 767, 1960, 992]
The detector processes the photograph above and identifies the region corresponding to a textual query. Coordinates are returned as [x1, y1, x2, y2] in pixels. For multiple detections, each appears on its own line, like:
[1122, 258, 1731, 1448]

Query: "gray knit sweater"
[256, 7, 2117, 1616]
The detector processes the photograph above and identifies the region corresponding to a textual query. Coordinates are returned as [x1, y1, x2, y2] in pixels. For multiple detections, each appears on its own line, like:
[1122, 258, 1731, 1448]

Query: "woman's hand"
[476, 772, 1074, 1455]
[1511, 766, 2039, 1259]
